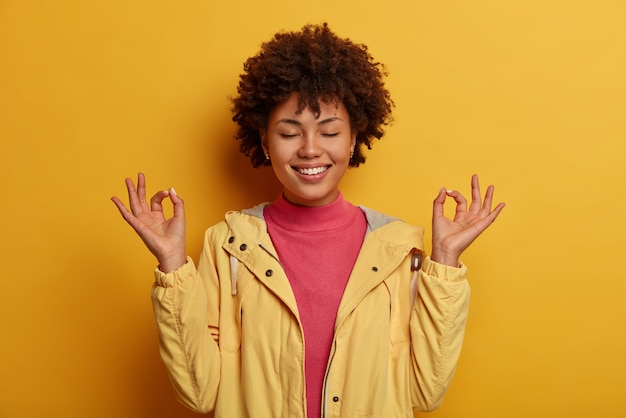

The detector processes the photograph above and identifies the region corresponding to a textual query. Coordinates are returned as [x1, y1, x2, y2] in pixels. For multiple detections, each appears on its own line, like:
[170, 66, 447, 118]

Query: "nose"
[297, 134, 322, 158]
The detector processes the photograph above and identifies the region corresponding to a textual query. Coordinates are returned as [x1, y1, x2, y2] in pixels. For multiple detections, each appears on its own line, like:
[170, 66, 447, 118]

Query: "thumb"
[169, 187, 186, 220]
[432, 187, 447, 219]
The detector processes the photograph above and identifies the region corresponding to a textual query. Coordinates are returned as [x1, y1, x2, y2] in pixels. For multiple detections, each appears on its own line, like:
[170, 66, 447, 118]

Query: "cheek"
[334, 145, 353, 161]
[270, 147, 295, 165]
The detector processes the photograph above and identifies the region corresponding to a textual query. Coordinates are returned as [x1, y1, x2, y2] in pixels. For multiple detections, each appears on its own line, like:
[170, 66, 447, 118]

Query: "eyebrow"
[274, 117, 343, 126]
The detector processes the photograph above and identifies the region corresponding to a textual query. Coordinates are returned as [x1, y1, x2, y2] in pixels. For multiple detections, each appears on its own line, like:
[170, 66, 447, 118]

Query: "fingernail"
[170, 187, 177, 196]
[446, 189, 454, 194]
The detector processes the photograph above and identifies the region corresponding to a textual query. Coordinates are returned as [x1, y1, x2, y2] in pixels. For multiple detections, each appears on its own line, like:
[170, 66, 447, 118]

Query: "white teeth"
[297, 166, 328, 175]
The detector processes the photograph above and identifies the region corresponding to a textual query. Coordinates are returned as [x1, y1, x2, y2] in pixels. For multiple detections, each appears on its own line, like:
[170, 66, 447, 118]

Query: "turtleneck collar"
[264, 191, 359, 233]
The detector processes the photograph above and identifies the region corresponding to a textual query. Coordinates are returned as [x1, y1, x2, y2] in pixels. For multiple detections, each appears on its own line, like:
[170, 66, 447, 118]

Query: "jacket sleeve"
[150, 228, 223, 413]
[410, 256, 470, 411]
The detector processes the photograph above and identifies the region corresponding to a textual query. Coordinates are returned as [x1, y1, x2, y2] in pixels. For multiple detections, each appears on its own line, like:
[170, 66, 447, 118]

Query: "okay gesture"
[111, 173, 188, 273]
[431, 174, 505, 267]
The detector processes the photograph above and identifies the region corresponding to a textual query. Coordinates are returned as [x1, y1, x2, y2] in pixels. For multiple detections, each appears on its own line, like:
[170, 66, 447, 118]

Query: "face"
[263, 92, 356, 207]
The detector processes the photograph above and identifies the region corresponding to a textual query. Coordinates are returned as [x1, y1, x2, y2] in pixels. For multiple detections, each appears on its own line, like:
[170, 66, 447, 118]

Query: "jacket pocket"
[383, 277, 410, 345]
[219, 265, 253, 353]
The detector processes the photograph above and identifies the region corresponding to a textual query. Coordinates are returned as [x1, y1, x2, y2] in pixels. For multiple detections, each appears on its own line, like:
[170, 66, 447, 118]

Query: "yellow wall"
[2, 1, 625, 417]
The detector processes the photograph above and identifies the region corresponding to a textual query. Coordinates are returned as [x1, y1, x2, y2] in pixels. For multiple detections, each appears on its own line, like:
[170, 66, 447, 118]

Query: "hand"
[431, 174, 505, 266]
[111, 173, 187, 273]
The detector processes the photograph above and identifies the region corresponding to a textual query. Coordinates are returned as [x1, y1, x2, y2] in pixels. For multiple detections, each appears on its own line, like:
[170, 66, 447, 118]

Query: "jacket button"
[332, 396, 339, 402]
[371, 266, 378, 272]
[265, 269, 273, 277]
[228, 236, 235, 244]
[239, 243, 247, 251]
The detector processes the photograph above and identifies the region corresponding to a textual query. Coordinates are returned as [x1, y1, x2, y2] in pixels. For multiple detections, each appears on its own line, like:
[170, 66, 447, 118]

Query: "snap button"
[371, 266, 378, 272]
[265, 269, 273, 277]
[228, 236, 235, 244]
[332, 396, 339, 402]
[239, 243, 247, 251]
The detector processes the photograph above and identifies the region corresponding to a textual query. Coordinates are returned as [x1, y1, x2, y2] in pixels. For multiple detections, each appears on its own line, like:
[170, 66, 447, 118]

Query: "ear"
[260, 130, 271, 160]
[350, 131, 357, 153]
[260, 130, 269, 153]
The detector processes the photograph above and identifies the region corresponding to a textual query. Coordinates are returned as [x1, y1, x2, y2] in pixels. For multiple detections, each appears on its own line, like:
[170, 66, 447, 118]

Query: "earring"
[350, 151, 354, 160]
[265, 153, 270, 160]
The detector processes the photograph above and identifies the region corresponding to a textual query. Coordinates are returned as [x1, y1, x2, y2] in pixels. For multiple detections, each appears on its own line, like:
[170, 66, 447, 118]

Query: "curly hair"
[231, 23, 394, 167]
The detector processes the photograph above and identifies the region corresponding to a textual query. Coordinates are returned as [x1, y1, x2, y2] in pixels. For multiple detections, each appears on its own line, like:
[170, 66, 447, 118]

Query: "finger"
[474, 201, 506, 234]
[111, 196, 139, 226]
[432, 187, 447, 219]
[150, 189, 170, 213]
[125, 176, 144, 215]
[136, 172, 150, 211]
[169, 187, 186, 220]
[492, 202, 506, 217]
[445, 189, 468, 217]
[112, 195, 162, 246]
[480, 184, 496, 215]
[468, 174, 482, 213]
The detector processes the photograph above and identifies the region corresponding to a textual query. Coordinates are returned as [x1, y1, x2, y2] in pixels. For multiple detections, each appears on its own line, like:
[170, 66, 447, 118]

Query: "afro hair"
[231, 23, 394, 167]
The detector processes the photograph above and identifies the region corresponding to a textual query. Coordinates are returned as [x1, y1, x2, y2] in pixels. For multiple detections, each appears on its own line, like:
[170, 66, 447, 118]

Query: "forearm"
[409, 257, 470, 411]
[151, 258, 221, 413]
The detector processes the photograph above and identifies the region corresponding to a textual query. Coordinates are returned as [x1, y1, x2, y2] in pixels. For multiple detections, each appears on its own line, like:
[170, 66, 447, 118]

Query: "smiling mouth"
[294, 166, 329, 176]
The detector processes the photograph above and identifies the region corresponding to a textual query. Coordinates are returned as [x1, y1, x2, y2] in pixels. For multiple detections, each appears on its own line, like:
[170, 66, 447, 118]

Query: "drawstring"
[410, 253, 422, 309]
[230, 255, 238, 295]
[229, 242, 278, 296]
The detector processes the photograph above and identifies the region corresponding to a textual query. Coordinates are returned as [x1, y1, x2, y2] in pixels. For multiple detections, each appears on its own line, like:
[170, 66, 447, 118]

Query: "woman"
[112, 23, 504, 418]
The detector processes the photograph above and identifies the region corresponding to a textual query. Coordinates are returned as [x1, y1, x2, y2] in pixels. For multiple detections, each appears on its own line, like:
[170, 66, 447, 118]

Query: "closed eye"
[322, 132, 339, 137]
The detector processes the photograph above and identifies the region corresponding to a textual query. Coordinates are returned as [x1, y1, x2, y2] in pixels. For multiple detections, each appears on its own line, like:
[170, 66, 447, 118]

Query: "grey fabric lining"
[241, 201, 399, 233]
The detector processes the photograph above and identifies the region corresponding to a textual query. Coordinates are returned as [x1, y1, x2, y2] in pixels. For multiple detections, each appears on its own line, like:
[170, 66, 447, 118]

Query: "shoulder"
[360, 206, 425, 251]
[359, 206, 399, 231]
[203, 202, 271, 243]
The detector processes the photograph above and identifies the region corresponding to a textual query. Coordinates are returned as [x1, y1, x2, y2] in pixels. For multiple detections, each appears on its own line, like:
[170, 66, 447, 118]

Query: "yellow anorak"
[151, 205, 470, 417]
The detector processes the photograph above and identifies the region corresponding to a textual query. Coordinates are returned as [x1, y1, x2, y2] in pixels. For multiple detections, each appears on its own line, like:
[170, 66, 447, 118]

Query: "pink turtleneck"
[264, 192, 367, 418]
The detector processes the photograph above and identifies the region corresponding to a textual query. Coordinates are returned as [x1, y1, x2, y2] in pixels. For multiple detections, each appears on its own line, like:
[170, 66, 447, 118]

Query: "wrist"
[158, 251, 187, 273]
[430, 248, 460, 267]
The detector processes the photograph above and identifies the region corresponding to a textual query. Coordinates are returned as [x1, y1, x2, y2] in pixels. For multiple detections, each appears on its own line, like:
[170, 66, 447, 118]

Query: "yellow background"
[2, 0, 625, 417]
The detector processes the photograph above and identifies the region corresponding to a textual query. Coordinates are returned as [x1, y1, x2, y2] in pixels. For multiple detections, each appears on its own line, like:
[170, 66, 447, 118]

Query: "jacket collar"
[336, 219, 424, 328]
[241, 201, 410, 235]
[222, 208, 300, 316]
[224, 204, 425, 327]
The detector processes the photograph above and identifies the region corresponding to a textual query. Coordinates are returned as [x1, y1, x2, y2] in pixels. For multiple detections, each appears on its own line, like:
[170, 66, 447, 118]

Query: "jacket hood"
[238, 201, 424, 252]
